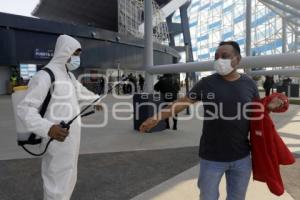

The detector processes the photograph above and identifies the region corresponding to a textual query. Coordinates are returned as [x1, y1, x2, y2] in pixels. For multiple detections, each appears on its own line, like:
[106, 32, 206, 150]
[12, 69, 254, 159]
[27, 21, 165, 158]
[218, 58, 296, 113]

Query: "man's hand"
[139, 117, 160, 133]
[48, 125, 69, 142]
[267, 97, 284, 111]
[94, 103, 103, 111]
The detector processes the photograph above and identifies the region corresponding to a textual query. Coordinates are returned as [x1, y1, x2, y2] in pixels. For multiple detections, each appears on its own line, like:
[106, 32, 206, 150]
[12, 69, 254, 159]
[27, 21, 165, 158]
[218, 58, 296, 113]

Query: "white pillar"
[143, 0, 154, 93]
[146, 53, 300, 74]
[282, 18, 287, 53]
[246, 0, 252, 56]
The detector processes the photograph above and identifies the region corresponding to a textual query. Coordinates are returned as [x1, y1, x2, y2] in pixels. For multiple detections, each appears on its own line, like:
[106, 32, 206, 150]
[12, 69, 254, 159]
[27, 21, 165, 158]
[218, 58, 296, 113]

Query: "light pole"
[185, 44, 191, 115]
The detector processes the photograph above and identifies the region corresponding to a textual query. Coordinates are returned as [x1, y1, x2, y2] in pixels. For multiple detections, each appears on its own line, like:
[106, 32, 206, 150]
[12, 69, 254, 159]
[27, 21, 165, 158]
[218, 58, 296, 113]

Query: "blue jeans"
[198, 155, 252, 200]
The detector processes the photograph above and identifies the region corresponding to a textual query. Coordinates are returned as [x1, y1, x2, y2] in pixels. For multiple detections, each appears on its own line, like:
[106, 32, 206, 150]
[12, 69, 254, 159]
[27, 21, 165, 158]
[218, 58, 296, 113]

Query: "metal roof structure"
[0, 12, 180, 69]
[32, 0, 171, 32]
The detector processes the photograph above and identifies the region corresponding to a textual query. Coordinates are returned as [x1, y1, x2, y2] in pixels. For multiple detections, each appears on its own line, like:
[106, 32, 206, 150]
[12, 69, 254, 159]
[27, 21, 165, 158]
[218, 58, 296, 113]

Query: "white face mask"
[213, 58, 233, 76]
[66, 56, 80, 71]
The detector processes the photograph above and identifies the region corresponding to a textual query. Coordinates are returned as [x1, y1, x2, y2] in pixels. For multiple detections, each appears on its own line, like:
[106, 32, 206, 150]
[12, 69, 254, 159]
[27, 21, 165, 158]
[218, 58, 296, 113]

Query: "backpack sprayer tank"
[12, 86, 43, 145]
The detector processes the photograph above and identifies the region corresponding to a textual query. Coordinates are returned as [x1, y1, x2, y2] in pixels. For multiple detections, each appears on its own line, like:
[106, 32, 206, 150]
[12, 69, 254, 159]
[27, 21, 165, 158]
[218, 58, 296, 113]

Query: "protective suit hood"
[50, 35, 81, 67]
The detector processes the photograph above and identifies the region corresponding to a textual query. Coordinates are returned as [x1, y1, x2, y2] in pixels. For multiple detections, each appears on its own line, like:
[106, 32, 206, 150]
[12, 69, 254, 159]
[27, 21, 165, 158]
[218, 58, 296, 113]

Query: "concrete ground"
[0, 147, 200, 200]
[131, 165, 296, 200]
[0, 94, 299, 200]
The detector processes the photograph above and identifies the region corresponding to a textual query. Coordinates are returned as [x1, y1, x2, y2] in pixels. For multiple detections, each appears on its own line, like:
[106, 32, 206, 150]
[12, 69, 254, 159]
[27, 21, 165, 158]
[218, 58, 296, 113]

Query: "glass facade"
[172, 0, 291, 63]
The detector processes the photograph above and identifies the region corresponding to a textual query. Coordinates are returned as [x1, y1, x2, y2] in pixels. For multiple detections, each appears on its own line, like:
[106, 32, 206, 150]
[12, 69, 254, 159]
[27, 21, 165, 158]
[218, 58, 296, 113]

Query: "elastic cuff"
[40, 120, 54, 139]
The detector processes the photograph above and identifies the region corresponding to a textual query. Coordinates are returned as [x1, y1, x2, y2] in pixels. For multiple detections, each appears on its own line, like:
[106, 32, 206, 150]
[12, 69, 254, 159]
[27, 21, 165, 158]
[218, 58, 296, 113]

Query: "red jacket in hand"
[250, 93, 295, 196]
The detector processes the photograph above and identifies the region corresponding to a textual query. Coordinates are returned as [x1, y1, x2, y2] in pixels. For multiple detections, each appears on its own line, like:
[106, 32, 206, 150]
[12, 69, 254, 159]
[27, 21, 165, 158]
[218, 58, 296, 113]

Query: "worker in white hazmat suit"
[17, 34, 102, 200]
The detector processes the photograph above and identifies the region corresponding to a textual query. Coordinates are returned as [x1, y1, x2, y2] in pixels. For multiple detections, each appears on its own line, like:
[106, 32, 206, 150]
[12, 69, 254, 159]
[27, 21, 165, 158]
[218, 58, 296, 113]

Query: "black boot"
[165, 119, 170, 129]
[173, 117, 177, 130]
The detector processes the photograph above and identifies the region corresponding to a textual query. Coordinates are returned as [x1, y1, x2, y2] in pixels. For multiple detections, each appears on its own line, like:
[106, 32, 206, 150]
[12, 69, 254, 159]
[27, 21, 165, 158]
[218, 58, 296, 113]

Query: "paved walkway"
[0, 94, 299, 199]
[131, 96, 300, 200]
[131, 165, 295, 200]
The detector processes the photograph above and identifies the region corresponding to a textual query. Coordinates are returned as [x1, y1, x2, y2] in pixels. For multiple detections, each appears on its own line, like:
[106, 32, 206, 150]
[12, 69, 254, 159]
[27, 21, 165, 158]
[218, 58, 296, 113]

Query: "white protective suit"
[17, 35, 100, 200]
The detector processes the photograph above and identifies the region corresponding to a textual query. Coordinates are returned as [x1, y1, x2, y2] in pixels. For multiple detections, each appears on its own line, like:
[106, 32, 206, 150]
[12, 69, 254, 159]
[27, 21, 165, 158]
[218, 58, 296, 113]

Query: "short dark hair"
[219, 41, 241, 55]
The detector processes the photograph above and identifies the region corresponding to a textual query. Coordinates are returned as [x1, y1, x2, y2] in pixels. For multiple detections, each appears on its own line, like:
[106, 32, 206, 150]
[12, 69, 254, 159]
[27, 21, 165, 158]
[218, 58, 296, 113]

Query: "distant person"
[127, 73, 135, 94]
[90, 70, 101, 94]
[140, 41, 285, 200]
[138, 74, 145, 92]
[133, 75, 138, 93]
[154, 73, 180, 130]
[99, 76, 105, 94]
[263, 75, 274, 96]
[281, 77, 292, 96]
[283, 77, 292, 87]
[122, 74, 128, 94]
[108, 75, 113, 94]
[19, 77, 25, 86]
[128, 73, 137, 93]
[10, 71, 18, 87]
[17, 35, 102, 200]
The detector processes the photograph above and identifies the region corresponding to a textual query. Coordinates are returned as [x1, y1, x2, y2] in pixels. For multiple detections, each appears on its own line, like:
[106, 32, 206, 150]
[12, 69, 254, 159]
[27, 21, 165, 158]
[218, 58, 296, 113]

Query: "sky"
[0, 0, 39, 17]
